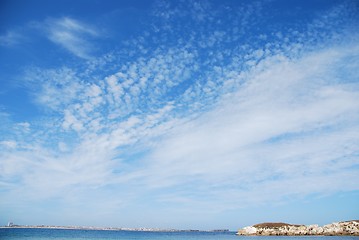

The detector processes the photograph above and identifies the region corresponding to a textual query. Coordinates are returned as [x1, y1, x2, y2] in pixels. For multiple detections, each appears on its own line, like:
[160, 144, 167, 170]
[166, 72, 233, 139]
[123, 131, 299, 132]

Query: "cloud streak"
[0, 31, 24, 47]
[45, 17, 99, 59]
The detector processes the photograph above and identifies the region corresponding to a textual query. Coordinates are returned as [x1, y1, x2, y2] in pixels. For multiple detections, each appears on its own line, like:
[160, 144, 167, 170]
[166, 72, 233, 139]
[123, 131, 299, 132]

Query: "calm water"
[0, 228, 358, 240]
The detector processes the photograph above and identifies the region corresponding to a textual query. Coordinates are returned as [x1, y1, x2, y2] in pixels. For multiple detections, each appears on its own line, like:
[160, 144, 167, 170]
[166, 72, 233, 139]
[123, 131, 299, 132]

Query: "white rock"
[241, 226, 257, 234]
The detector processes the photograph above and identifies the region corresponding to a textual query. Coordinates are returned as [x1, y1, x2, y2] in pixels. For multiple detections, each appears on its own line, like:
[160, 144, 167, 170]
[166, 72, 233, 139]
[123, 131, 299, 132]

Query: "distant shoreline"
[0, 225, 231, 233]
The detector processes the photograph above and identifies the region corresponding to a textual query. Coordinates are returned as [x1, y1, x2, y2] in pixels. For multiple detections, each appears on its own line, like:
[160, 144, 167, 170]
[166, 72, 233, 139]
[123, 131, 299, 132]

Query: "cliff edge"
[237, 220, 359, 236]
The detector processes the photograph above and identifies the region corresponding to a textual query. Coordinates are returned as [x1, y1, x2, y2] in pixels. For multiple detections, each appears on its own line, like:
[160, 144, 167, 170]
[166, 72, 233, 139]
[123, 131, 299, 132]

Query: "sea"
[0, 228, 358, 240]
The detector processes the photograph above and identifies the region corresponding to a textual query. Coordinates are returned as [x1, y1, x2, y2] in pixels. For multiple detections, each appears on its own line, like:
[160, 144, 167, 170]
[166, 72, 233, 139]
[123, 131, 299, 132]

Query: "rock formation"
[237, 220, 359, 236]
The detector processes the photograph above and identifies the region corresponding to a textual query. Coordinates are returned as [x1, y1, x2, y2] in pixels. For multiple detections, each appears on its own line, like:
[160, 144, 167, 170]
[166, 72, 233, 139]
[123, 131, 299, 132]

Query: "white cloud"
[25, 67, 84, 111]
[0, 31, 23, 47]
[62, 109, 84, 132]
[15, 122, 31, 132]
[0, 140, 17, 149]
[45, 17, 99, 59]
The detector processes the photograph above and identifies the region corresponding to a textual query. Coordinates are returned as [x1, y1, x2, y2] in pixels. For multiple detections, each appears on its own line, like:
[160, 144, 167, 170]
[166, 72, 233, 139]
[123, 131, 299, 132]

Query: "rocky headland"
[237, 220, 359, 236]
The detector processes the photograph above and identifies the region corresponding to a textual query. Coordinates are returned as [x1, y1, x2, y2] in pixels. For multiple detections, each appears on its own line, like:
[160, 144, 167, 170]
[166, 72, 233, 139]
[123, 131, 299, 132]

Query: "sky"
[0, 0, 359, 231]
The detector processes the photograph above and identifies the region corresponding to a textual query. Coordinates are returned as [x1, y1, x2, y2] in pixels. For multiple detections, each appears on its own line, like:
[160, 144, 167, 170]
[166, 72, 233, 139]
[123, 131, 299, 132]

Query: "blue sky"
[0, 0, 359, 230]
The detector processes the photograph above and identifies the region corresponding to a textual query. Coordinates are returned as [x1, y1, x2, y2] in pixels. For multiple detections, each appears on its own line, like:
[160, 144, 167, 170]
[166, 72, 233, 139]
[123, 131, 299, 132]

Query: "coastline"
[0, 225, 230, 233]
[3, 221, 359, 236]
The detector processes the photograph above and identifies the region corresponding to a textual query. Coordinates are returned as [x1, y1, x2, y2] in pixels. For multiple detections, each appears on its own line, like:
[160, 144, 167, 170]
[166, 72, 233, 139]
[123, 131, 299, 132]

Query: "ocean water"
[0, 228, 358, 240]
